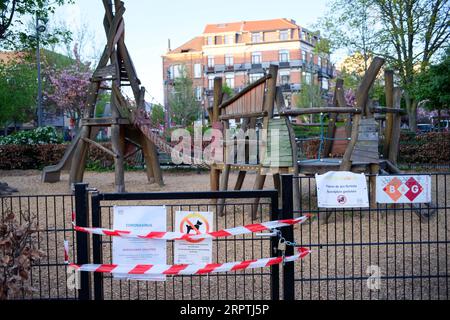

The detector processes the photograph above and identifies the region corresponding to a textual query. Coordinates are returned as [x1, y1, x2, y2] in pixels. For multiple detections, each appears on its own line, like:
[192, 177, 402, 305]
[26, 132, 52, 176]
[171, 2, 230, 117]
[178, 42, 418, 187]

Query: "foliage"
[412, 50, 450, 112]
[0, 212, 45, 300]
[150, 104, 165, 127]
[0, 57, 37, 129]
[398, 132, 450, 164]
[317, 0, 450, 131]
[44, 45, 91, 126]
[222, 83, 234, 98]
[168, 65, 201, 127]
[0, 126, 62, 145]
[0, 0, 73, 49]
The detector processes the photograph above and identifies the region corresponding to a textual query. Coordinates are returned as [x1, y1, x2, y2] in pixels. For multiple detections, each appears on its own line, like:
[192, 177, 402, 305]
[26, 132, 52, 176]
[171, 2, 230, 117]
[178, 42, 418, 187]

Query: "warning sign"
[376, 175, 431, 204]
[174, 211, 213, 265]
[316, 171, 369, 208]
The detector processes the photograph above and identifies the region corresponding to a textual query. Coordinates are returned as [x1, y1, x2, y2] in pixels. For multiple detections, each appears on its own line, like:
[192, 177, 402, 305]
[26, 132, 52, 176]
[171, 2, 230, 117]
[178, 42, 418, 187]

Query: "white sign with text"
[316, 171, 369, 208]
[113, 206, 167, 281]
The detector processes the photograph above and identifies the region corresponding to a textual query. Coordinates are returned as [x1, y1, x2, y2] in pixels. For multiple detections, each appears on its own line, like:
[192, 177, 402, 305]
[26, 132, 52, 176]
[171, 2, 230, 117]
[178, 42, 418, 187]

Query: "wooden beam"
[371, 107, 406, 114]
[357, 57, 385, 116]
[210, 78, 223, 202]
[82, 138, 119, 158]
[280, 107, 362, 116]
[219, 111, 268, 120]
[389, 88, 403, 165]
[383, 70, 394, 159]
[324, 79, 343, 157]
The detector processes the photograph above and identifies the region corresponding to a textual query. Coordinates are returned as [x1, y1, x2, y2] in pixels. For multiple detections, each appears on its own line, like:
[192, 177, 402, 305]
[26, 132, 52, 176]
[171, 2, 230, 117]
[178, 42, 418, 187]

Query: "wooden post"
[370, 164, 380, 209]
[210, 77, 223, 203]
[323, 79, 343, 157]
[341, 58, 385, 171]
[383, 70, 394, 159]
[389, 87, 403, 166]
[253, 65, 278, 218]
[218, 121, 231, 216]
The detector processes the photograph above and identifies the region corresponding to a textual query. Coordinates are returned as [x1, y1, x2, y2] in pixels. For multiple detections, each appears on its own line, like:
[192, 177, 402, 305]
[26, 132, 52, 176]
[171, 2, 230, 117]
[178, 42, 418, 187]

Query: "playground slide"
[136, 123, 209, 169]
[41, 132, 82, 183]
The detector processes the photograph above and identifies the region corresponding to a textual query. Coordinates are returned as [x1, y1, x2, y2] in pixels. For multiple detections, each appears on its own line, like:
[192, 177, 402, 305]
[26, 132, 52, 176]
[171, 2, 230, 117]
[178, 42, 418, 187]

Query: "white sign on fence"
[174, 211, 213, 265]
[316, 171, 369, 208]
[376, 175, 432, 204]
[113, 206, 167, 281]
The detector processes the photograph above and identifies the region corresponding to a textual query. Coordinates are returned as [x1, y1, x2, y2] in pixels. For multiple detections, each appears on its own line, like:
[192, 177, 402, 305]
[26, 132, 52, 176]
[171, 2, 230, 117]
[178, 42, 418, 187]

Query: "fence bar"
[270, 192, 280, 301]
[91, 194, 104, 300]
[281, 175, 295, 300]
[74, 183, 91, 300]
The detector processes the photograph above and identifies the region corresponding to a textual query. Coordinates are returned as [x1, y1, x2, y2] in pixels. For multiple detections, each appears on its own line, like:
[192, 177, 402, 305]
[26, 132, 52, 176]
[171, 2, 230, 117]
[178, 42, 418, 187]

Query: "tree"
[168, 66, 201, 127]
[0, 56, 37, 132]
[295, 80, 325, 123]
[317, 0, 450, 131]
[413, 50, 450, 124]
[44, 45, 91, 129]
[0, 0, 73, 49]
[151, 104, 165, 128]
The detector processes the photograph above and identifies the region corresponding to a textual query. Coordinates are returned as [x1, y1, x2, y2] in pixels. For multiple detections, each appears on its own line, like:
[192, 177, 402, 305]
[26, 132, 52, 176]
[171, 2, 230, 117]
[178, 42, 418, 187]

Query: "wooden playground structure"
[41, 1, 405, 218]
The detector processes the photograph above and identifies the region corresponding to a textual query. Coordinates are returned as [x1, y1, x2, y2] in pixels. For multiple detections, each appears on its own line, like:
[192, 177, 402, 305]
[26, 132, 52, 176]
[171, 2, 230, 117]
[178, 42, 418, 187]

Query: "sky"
[54, 0, 332, 104]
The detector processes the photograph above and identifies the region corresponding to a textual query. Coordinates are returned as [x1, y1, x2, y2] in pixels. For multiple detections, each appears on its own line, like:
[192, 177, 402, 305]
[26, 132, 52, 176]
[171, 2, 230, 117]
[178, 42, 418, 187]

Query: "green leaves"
[0, 126, 63, 145]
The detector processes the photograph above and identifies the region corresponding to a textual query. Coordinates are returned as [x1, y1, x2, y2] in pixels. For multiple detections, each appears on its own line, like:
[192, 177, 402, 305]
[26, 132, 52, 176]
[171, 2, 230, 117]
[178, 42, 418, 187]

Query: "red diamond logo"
[405, 178, 423, 202]
[383, 177, 403, 202]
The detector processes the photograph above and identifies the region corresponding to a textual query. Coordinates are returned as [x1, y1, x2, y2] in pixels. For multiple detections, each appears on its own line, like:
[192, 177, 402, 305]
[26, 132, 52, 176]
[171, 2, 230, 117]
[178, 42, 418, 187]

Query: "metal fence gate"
[73, 184, 283, 300]
[281, 173, 450, 300]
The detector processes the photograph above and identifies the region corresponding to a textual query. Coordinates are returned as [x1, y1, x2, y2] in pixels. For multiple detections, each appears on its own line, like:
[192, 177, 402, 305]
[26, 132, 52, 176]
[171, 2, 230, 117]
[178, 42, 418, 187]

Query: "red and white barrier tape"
[71, 213, 311, 241]
[64, 241, 310, 276]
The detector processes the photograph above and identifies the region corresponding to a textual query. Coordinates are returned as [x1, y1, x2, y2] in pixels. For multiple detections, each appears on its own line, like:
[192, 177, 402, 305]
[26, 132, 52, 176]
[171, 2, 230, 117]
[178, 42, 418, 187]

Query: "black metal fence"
[282, 172, 450, 300]
[0, 193, 76, 300]
[1, 172, 449, 300]
[77, 185, 282, 300]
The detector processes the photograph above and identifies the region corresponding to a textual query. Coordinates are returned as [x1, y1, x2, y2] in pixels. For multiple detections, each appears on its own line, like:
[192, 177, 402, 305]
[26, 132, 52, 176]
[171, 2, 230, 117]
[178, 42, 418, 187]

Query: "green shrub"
[0, 127, 63, 145]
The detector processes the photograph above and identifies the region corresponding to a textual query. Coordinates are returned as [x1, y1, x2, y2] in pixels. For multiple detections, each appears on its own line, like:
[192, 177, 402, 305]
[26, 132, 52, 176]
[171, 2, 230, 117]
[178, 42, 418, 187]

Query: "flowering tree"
[44, 45, 91, 129]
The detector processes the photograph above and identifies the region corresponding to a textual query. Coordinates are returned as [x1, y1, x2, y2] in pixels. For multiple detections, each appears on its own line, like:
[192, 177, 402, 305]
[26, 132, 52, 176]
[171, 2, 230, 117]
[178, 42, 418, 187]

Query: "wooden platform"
[298, 158, 376, 175]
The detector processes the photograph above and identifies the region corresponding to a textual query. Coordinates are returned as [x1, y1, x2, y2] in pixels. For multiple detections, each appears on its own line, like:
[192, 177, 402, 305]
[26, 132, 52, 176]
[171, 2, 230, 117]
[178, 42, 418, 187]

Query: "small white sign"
[113, 206, 167, 281]
[376, 175, 432, 204]
[316, 171, 369, 208]
[174, 211, 214, 265]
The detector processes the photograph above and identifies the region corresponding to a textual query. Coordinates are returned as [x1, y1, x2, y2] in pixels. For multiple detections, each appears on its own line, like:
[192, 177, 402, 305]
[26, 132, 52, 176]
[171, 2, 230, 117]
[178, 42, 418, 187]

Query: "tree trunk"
[404, 92, 418, 132]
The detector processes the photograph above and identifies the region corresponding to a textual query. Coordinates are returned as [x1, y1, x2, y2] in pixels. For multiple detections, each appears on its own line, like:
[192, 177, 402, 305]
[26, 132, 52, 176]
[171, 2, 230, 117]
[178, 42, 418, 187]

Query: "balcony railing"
[279, 61, 290, 68]
[225, 65, 234, 71]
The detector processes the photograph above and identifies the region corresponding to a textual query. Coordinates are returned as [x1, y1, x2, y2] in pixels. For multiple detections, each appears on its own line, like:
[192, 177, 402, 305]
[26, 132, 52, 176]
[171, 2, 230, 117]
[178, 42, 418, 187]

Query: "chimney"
[168, 39, 171, 52]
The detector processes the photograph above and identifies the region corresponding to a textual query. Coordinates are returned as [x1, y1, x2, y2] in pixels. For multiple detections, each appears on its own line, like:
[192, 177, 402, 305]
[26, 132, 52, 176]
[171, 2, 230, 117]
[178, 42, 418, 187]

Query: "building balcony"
[225, 65, 235, 72]
[206, 66, 215, 73]
[281, 83, 301, 92]
[205, 89, 214, 96]
[251, 63, 262, 69]
[234, 63, 248, 71]
[279, 61, 290, 68]
[215, 65, 226, 72]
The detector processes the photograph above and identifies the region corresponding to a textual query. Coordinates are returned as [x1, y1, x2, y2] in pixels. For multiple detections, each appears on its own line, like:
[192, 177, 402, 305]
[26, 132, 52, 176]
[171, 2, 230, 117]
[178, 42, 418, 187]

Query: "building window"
[225, 54, 234, 67]
[251, 52, 262, 65]
[279, 50, 290, 62]
[208, 76, 215, 90]
[280, 30, 289, 41]
[280, 70, 290, 85]
[194, 64, 202, 78]
[249, 73, 264, 83]
[225, 74, 235, 88]
[303, 71, 312, 85]
[322, 78, 329, 90]
[195, 87, 203, 101]
[318, 56, 322, 67]
[224, 34, 234, 45]
[302, 51, 307, 62]
[208, 56, 215, 68]
[173, 65, 182, 78]
[168, 66, 174, 80]
[252, 33, 262, 43]
[310, 53, 314, 63]
[207, 36, 214, 45]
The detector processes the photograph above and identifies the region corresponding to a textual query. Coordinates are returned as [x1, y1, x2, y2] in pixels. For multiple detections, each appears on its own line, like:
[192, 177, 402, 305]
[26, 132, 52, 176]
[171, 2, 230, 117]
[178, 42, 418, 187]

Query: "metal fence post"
[74, 183, 91, 300]
[281, 175, 295, 300]
[91, 193, 104, 300]
[270, 191, 280, 301]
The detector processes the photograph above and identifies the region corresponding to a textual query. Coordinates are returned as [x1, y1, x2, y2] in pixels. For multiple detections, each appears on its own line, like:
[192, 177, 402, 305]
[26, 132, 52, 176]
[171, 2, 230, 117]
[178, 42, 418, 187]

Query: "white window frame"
[208, 76, 215, 90]
[225, 54, 234, 67]
[224, 34, 234, 45]
[251, 33, 262, 43]
[249, 73, 264, 83]
[225, 73, 235, 89]
[194, 64, 202, 78]
[280, 30, 289, 41]
[322, 78, 329, 90]
[251, 52, 262, 65]
[207, 36, 214, 45]
[208, 56, 215, 68]
[195, 87, 203, 101]
[302, 51, 307, 62]
[279, 50, 290, 62]
[280, 70, 290, 85]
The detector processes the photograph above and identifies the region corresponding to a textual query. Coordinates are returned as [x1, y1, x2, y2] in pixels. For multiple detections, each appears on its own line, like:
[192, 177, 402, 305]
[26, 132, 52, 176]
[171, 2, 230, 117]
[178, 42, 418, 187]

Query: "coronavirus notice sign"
[316, 171, 369, 208]
[376, 175, 432, 204]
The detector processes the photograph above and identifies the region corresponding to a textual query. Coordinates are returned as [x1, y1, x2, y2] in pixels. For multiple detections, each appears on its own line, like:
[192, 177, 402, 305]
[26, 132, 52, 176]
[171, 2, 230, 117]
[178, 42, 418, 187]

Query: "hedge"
[0, 133, 448, 170]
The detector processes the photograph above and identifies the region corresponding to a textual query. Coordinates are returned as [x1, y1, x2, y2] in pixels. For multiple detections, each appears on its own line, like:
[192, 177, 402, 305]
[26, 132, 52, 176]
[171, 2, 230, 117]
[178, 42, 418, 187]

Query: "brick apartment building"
[162, 18, 334, 120]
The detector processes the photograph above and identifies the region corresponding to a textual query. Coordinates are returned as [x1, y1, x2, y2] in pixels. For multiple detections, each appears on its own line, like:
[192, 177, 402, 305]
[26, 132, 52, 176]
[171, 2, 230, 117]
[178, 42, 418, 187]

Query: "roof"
[204, 18, 299, 34]
[168, 37, 203, 54]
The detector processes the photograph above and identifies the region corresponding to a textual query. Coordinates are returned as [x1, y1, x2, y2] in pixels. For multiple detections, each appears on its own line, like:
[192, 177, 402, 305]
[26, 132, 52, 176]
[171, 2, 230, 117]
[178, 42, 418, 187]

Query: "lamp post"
[36, 14, 47, 127]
